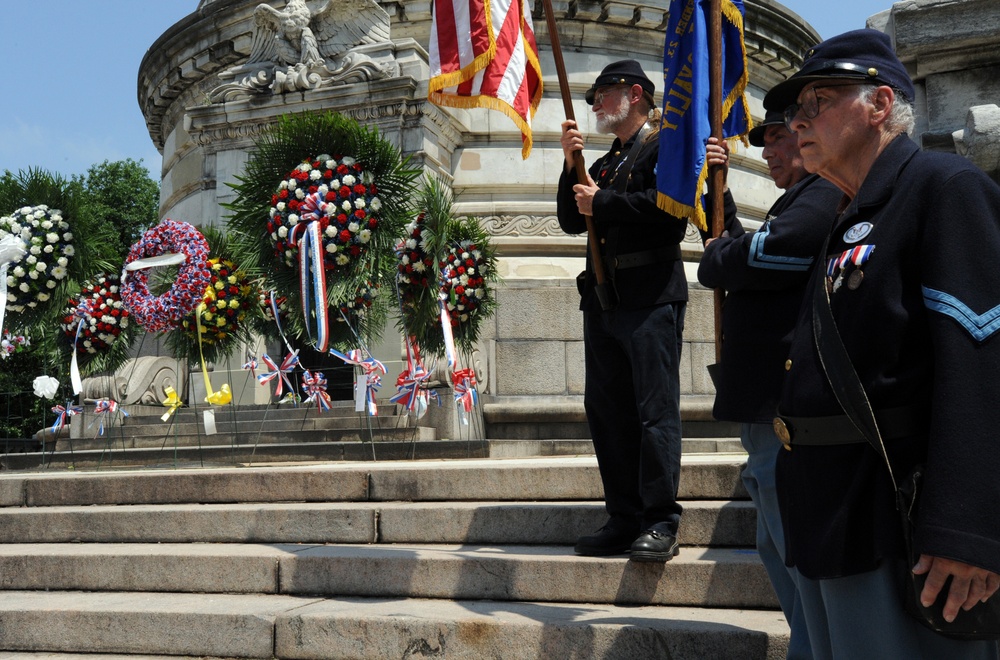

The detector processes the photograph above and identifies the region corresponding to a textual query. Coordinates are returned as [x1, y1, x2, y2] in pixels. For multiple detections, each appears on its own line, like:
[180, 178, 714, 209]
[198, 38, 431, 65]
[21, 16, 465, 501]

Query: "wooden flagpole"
[708, 0, 726, 363]
[541, 0, 616, 311]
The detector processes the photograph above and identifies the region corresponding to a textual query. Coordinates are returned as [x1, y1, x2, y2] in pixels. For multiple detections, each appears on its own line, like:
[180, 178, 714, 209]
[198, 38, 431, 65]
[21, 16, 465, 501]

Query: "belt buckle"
[773, 417, 793, 451]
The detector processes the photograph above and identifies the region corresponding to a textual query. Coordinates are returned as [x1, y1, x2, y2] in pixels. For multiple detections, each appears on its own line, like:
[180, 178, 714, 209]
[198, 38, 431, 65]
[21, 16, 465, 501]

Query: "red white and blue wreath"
[121, 219, 211, 334]
[268, 155, 382, 272]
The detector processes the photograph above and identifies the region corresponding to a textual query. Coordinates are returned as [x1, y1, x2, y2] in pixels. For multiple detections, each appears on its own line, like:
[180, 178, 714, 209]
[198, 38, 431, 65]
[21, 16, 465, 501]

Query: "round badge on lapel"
[843, 222, 873, 243]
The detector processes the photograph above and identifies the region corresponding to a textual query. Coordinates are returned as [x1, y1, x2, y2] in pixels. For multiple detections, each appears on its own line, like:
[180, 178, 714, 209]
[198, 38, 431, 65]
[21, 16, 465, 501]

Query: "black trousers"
[583, 301, 686, 534]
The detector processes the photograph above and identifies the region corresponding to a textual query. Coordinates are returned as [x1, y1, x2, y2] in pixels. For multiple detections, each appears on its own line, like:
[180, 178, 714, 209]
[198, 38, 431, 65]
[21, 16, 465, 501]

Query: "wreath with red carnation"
[167, 227, 263, 364]
[395, 178, 498, 358]
[58, 272, 137, 375]
[225, 112, 418, 350]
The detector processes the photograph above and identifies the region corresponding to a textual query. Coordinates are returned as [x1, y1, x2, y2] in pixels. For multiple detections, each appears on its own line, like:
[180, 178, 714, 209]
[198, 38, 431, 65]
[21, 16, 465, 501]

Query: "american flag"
[428, 0, 543, 159]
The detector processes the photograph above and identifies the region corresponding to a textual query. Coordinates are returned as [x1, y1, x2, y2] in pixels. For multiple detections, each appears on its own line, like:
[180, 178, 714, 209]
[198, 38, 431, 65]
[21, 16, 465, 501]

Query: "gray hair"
[859, 84, 915, 136]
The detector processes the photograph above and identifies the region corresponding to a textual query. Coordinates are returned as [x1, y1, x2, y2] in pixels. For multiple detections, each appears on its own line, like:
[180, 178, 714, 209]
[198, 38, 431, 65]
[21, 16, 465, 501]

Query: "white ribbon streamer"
[0, 235, 27, 333]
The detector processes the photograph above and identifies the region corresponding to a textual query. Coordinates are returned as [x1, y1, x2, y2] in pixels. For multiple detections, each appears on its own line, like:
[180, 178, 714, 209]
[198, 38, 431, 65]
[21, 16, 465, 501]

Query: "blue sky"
[0, 0, 893, 182]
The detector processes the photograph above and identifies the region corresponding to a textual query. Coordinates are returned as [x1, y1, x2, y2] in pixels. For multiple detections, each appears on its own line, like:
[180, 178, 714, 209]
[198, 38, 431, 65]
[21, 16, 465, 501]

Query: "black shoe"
[629, 526, 680, 562]
[574, 520, 637, 556]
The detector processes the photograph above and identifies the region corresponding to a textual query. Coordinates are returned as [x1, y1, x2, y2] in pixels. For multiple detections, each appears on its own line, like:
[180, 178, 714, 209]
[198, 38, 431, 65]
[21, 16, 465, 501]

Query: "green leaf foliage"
[223, 111, 420, 351]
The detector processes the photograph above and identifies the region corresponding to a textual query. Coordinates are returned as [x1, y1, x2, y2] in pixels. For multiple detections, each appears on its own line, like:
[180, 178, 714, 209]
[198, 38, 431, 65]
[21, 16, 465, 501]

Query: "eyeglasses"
[783, 82, 871, 131]
[589, 85, 629, 107]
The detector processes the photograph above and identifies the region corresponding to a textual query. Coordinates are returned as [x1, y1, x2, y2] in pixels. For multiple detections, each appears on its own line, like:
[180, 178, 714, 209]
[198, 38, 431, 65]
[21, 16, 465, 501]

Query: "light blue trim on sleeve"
[747, 221, 814, 271]
[922, 286, 1000, 343]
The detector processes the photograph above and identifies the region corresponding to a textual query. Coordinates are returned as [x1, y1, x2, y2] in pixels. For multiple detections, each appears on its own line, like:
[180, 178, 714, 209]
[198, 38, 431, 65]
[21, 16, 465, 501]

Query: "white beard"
[596, 94, 631, 134]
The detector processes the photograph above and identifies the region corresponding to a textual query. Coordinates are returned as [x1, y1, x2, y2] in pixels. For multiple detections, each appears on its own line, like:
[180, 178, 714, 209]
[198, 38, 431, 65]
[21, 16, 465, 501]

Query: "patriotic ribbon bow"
[50, 404, 83, 432]
[92, 399, 129, 436]
[301, 370, 332, 413]
[300, 192, 329, 223]
[451, 368, 479, 421]
[161, 386, 183, 422]
[257, 351, 299, 397]
[389, 338, 437, 419]
[329, 348, 386, 415]
[242, 352, 258, 378]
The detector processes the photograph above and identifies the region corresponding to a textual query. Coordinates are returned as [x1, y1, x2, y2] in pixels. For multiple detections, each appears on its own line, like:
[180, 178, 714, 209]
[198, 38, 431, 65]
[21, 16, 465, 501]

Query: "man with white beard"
[557, 60, 736, 561]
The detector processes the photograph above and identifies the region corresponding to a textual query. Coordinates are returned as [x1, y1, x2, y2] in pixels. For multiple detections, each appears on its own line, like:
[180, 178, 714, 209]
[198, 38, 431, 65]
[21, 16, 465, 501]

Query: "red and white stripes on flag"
[428, 0, 543, 159]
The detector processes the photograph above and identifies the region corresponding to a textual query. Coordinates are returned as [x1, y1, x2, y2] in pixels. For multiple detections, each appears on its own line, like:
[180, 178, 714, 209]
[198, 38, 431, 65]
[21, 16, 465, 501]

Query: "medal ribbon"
[257, 351, 299, 397]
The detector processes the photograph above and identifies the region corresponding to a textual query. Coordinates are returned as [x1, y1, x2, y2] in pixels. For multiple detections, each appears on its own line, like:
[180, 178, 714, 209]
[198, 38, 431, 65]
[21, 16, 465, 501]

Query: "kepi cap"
[748, 110, 786, 147]
[763, 29, 915, 112]
[585, 59, 655, 105]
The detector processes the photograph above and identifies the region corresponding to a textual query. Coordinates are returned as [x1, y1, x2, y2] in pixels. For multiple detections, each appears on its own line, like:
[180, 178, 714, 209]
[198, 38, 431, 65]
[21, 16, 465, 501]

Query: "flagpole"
[708, 0, 725, 363]
[542, 0, 616, 311]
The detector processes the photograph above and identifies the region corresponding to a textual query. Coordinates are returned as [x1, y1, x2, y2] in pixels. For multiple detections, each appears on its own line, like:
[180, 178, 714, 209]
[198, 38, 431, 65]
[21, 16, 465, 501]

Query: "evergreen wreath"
[225, 112, 420, 350]
[396, 177, 498, 358]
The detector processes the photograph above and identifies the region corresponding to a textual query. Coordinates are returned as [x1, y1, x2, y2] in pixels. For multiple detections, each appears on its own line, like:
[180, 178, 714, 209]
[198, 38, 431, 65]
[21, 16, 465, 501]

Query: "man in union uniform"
[766, 29, 1000, 659]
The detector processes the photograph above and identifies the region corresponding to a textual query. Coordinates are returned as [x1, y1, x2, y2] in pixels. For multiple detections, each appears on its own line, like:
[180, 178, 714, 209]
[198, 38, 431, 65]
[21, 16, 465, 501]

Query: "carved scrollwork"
[480, 215, 562, 237]
[81, 357, 189, 406]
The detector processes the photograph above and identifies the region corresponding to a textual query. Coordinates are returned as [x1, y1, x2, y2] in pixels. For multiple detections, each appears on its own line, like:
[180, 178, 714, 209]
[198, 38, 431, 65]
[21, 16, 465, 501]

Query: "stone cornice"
[140, 0, 820, 152]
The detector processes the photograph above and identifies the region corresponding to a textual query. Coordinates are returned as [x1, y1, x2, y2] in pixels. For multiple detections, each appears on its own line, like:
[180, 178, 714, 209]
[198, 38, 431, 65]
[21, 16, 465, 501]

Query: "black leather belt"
[773, 404, 924, 451]
[609, 245, 681, 271]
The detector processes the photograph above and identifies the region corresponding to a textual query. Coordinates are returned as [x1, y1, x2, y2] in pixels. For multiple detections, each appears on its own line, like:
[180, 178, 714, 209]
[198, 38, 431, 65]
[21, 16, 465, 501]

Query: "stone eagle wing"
[246, 4, 281, 65]
[312, 0, 391, 58]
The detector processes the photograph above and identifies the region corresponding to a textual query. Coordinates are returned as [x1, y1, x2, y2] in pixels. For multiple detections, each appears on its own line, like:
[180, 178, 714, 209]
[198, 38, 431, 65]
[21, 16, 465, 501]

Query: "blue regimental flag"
[657, 0, 751, 232]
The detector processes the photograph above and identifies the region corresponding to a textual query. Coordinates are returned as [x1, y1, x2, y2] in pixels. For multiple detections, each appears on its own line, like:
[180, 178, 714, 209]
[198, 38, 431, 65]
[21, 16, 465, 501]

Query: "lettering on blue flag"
[657, 0, 751, 232]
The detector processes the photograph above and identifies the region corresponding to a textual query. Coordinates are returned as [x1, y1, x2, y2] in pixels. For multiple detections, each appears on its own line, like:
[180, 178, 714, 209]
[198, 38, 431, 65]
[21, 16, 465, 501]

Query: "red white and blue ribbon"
[827, 244, 875, 278]
[451, 368, 479, 425]
[329, 347, 386, 415]
[69, 299, 93, 396]
[267, 291, 296, 355]
[439, 267, 459, 370]
[257, 351, 299, 397]
[389, 336, 437, 419]
[90, 399, 128, 436]
[242, 352, 258, 378]
[301, 369, 332, 413]
[50, 404, 83, 433]
[291, 194, 330, 353]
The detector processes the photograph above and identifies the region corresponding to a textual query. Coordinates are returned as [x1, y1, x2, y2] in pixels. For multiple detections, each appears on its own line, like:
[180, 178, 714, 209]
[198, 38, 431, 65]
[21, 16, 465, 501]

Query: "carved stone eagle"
[248, 0, 391, 68]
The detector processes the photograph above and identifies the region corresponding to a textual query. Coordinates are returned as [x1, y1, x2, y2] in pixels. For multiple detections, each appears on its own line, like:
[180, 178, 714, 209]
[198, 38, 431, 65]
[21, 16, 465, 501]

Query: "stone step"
[2, 439, 491, 471]
[0, 543, 775, 609]
[57, 424, 433, 452]
[0, 591, 790, 659]
[1, 456, 748, 507]
[0, 500, 754, 546]
[2, 436, 744, 472]
[111, 412, 418, 437]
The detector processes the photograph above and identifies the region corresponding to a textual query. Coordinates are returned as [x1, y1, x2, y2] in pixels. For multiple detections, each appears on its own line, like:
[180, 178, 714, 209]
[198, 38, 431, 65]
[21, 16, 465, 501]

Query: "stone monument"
[136, 0, 1000, 435]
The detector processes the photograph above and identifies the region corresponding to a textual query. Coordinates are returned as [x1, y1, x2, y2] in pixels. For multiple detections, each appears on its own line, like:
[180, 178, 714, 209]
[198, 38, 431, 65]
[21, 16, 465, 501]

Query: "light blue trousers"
[744, 423, 1000, 660]
[741, 422, 813, 659]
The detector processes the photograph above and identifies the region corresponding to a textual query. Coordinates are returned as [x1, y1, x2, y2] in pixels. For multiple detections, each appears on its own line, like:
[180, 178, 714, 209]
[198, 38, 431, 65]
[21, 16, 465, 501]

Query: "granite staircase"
[0, 446, 788, 659]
